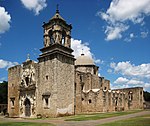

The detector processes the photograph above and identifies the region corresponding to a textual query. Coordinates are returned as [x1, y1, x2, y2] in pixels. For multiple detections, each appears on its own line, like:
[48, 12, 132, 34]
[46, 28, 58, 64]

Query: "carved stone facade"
[8, 9, 143, 118]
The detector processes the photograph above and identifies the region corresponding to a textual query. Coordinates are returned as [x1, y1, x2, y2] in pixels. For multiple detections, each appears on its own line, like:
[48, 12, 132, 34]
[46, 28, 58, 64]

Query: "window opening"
[46, 75, 48, 80]
[89, 99, 92, 104]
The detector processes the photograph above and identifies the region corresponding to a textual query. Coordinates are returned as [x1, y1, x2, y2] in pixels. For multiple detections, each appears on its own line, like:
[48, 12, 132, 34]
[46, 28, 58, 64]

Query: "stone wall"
[56, 54, 75, 116]
[113, 87, 143, 110]
[19, 60, 38, 118]
[75, 71, 113, 114]
[37, 55, 57, 117]
[8, 65, 21, 117]
[75, 66, 95, 75]
[38, 53, 75, 117]
[75, 70, 143, 114]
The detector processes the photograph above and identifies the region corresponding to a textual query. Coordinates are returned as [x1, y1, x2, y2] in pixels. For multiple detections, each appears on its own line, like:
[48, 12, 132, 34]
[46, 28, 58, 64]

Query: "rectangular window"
[80, 75, 83, 82]
[43, 96, 50, 109]
[10, 97, 15, 108]
[88, 99, 92, 104]
[45, 98, 48, 106]
[42, 92, 51, 109]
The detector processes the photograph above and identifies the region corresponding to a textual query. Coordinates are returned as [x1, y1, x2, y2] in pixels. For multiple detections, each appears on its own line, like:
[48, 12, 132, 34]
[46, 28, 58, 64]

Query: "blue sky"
[0, 0, 150, 91]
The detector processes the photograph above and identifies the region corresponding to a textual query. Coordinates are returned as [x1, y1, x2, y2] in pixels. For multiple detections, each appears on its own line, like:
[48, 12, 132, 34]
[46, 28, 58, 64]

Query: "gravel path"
[0, 111, 150, 126]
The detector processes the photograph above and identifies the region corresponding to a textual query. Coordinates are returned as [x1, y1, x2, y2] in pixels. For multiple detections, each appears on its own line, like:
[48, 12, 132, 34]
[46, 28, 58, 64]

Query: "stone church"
[8, 9, 143, 118]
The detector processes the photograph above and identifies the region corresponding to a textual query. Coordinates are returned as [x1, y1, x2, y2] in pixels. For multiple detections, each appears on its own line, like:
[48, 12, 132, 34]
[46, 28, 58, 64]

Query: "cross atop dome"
[81, 49, 84, 56]
[26, 54, 30, 62]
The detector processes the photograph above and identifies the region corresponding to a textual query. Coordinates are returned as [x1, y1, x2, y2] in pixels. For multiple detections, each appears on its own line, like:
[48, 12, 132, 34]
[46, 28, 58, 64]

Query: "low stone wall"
[144, 101, 150, 109]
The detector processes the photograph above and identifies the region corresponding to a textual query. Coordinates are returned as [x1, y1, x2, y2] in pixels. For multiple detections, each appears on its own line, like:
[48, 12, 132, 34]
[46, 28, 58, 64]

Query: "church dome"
[75, 54, 95, 66]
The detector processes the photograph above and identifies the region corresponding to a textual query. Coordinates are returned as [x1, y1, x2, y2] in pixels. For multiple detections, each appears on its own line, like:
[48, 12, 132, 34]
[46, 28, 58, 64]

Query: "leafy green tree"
[144, 91, 150, 101]
[0, 81, 8, 104]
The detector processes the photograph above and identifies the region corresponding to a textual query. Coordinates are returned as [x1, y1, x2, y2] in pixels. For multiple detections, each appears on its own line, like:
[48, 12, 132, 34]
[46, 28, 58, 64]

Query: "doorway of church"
[24, 98, 31, 117]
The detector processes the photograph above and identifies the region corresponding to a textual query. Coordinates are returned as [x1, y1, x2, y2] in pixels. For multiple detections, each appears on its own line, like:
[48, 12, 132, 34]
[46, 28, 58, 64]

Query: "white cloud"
[98, 0, 150, 41]
[113, 76, 150, 90]
[130, 33, 134, 38]
[127, 79, 144, 85]
[124, 33, 136, 42]
[110, 61, 150, 91]
[111, 84, 130, 89]
[114, 77, 129, 84]
[104, 0, 150, 23]
[144, 83, 150, 88]
[71, 38, 92, 58]
[143, 83, 150, 91]
[107, 69, 112, 73]
[110, 62, 116, 68]
[110, 61, 150, 79]
[71, 38, 103, 65]
[105, 24, 129, 41]
[114, 77, 144, 85]
[94, 59, 104, 64]
[141, 31, 149, 38]
[0, 59, 19, 69]
[0, 6, 11, 34]
[20, 0, 47, 15]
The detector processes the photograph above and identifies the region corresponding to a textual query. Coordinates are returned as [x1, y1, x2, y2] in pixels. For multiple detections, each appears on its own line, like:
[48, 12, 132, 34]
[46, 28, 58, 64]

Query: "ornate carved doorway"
[24, 98, 31, 117]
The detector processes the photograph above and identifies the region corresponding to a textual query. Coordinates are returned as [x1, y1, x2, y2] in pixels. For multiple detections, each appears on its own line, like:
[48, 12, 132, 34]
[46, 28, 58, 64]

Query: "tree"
[143, 91, 150, 101]
[0, 81, 8, 104]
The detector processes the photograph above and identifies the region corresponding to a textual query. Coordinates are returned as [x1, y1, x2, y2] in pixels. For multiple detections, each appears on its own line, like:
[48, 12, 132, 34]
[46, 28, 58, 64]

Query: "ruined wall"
[75, 70, 144, 114]
[81, 90, 104, 113]
[113, 87, 143, 110]
[111, 91, 126, 111]
[75, 71, 102, 92]
[75, 71, 112, 114]
[91, 75, 101, 89]
[99, 77, 110, 90]
[8, 65, 21, 117]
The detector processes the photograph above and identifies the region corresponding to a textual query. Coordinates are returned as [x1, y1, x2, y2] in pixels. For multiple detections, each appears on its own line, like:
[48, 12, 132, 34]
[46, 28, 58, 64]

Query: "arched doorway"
[24, 98, 31, 117]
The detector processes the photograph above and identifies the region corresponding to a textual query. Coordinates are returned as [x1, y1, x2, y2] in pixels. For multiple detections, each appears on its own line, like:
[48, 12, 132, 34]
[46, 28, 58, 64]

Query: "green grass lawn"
[65, 110, 143, 121]
[0, 122, 55, 126]
[97, 114, 150, 126]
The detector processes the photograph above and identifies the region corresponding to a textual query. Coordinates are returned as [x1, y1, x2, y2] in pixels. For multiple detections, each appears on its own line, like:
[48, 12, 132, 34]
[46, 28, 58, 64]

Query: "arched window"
[24, 98, 31, 117]
[25, 77, 29, 86]
[61, 30, 66, 45]
[49, 30, 54, 44]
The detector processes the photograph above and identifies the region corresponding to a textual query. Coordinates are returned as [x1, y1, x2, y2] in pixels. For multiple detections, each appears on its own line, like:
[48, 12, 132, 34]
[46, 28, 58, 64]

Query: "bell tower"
[37, 7, 75, 117]
[43, 6, 72, 48]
